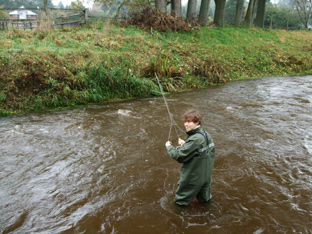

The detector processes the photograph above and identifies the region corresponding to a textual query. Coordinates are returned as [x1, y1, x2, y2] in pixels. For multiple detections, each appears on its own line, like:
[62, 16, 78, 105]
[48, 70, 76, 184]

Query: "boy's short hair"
[182, 110, 202, 124]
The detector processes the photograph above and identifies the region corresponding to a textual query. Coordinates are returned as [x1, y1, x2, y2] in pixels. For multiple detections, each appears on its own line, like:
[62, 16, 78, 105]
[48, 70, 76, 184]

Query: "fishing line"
[155, 73, 184, 141]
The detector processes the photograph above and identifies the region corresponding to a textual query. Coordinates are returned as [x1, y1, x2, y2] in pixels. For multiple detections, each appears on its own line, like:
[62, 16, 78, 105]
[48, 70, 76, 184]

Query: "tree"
[186, 0, 197, 21]
[0, 0, 27, 8]
[57, 2, 65, 9]
[0, 5, 8, 18]
[255, 0, 267, 27]
[213, 0, 226, 26]
[155, 0, 166, 12]
[93, 0, 150, 18]
[245, 0, 258, 27]
[198, 0, 211, 25]
[264, 3, 301, 29]
[234, 0, 245, 26]
[291, 0, 312, 29]
[44, 0, 48, 15]
[0, 0, 52, 8]
[68, 0, 85, 10]
[171, 0, 182, 17]
[276, 0, 292, 7]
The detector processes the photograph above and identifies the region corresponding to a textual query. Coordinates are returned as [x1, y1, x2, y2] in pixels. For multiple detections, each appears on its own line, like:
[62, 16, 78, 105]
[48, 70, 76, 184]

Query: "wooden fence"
[0, 8, 88, 30]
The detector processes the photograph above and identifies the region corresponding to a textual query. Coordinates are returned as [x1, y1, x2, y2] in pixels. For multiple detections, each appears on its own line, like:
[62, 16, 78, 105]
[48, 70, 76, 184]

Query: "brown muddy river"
[0, 76, 311, 234]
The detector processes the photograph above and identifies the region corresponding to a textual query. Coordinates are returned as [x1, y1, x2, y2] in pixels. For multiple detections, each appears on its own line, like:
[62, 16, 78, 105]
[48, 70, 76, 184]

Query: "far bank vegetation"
[0, 3, 312, 116]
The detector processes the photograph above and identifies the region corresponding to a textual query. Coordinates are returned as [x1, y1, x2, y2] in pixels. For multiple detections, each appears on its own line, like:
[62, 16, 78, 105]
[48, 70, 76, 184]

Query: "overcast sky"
[52, 0, 92, 8]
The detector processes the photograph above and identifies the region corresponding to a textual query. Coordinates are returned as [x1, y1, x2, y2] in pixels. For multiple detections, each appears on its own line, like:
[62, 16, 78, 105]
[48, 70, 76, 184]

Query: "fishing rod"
[155, 72, 183, 141]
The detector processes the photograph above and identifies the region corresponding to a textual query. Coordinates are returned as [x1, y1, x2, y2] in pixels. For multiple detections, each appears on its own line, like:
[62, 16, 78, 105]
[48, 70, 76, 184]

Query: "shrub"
[121, 7, 191, 32]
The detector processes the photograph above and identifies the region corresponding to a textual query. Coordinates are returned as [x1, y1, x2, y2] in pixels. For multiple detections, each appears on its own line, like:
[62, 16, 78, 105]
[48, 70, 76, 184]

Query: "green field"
[0, 22, 311, 116]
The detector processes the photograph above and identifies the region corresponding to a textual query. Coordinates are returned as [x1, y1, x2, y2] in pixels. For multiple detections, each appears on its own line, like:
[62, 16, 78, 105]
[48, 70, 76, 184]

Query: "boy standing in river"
[165, 110, 215, 206]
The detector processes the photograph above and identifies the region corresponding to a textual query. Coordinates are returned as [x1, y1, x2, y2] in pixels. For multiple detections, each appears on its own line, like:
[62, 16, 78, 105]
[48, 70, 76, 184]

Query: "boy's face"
[184, 119, 199, 132]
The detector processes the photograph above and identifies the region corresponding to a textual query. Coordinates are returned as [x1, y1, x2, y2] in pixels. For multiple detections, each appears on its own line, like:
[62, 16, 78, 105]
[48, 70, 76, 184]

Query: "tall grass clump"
[84, 65, 159, 102]
[36, 12, 54, 34]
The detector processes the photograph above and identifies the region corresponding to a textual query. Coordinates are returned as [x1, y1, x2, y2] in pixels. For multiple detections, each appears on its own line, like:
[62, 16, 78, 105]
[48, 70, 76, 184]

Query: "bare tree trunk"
[198, 0, 211, 26]
[186, 0, 197, 22]
[286, 9, 290, 31]
[255, 0, 266, 28]
[234, 0, 244, 27]
[155, 0, 166, 13]
[171, 0, 182, 17]
[41, 0, 54, 32]
[43, 0, 48, 16]
[213, 0, 226, 26]
[244, 0, 258, 27]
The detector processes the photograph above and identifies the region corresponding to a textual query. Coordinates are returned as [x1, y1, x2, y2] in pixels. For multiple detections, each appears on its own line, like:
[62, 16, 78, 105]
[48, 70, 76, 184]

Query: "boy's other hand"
[178, 138, 185, 146]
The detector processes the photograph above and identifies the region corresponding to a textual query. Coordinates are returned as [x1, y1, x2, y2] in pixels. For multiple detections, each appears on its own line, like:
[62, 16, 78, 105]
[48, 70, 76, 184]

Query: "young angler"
[165, 110, 215, 206]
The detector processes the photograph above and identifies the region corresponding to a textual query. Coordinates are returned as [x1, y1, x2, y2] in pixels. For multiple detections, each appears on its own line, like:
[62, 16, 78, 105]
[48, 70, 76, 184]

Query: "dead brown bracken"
[121, 7, 192, 33]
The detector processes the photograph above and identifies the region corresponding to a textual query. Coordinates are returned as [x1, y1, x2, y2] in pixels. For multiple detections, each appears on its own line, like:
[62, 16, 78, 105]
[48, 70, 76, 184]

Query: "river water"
[0, 76, 311, 234]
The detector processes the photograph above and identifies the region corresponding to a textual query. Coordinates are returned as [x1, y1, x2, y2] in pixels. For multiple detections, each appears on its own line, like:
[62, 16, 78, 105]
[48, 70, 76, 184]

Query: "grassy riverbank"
[0, 22, 312, 116]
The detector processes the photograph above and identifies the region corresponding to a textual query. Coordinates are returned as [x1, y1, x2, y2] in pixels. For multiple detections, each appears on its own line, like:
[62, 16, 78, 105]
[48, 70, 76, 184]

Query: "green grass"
[0, 23, 311, 116]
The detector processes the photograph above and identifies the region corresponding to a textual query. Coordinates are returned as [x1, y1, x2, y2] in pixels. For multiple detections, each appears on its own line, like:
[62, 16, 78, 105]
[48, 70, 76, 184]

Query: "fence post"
[84, 9, 88, 23]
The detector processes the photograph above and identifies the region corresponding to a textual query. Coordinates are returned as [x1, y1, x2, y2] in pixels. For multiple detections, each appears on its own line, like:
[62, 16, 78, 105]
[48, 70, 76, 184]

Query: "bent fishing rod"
[155, 73, 183, 141]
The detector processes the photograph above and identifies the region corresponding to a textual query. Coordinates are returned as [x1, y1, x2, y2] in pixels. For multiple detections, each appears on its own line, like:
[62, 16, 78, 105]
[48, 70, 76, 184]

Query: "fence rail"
[0, 19, 39, 30]
[0, 8, 87, 30]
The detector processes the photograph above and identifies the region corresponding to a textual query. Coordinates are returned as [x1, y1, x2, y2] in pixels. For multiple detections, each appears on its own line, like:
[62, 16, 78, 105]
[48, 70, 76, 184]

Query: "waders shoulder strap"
[197, 131, 214, 153]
